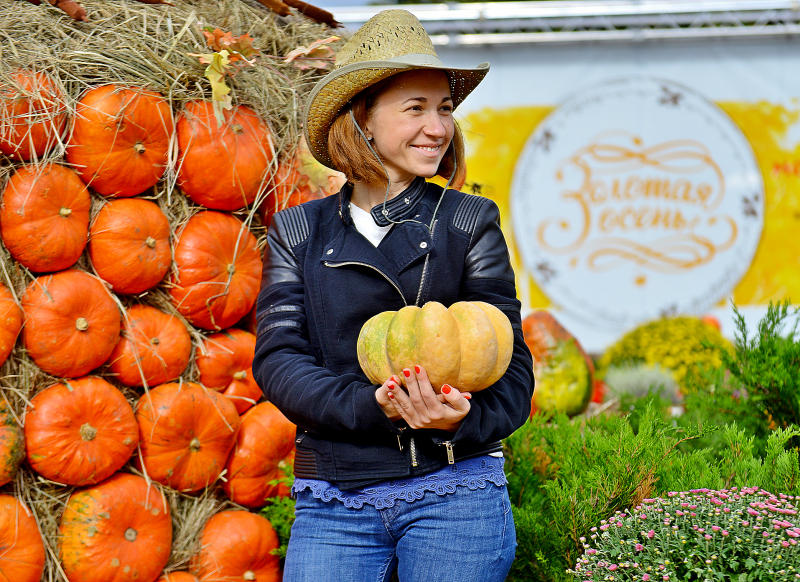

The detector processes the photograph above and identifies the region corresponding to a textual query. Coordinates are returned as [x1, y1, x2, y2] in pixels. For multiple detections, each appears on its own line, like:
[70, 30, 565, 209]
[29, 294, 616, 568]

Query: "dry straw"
[1, 1, 339, 579]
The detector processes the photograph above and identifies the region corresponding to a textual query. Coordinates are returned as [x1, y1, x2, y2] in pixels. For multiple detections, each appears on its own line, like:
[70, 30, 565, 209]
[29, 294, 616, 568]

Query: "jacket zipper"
[323, 261, 407, 305]
[409, 436, 418, 467]
[442, 440, 455, 464]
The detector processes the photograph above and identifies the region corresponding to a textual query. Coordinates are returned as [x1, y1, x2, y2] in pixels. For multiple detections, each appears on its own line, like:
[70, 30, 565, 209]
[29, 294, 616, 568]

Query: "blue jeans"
[283, 484, 517, 582]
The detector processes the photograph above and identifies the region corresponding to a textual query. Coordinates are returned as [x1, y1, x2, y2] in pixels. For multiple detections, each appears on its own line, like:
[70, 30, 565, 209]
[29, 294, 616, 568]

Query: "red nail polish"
[414, 365, 421, 374]
[441, 384, 451, 394]
[388, 392, 395, 399]
[463, 393, 472, 400]
[403, 369, 411, 378]
[388, 382, 396, 391]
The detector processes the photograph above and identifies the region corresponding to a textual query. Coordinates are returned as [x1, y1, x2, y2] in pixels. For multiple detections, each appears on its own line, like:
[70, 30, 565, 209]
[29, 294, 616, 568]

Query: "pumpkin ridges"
[89, 198, 171, 294]
[196, 329, 261, 414]
[415, 302, 461, 390]
[66, 84, 173, 197]
[136, 382, 241, 493]
[169, 211, 262, 331]
[59, 472, 172, 582]
[0, 495, 45, 582]
[157, 573, 200, 582]
[21, 270, 121, 378]
[191, 510, 281, 582]
[356, 310, 395, 385]
[0, 69, 67, 161]
[108, 304, 192, 387]
[449, 302, 497, 391]
[24, 377, 138, 486]
[474, 301, 515, 387]
[0, 283, 22, 368]
[224, 401, 296, 507]
[0, 163, 91, 273]
[177, 101, 274, 211]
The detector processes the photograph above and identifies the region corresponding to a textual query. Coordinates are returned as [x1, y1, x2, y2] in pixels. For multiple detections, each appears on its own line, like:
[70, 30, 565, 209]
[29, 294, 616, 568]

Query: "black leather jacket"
[252, 178, 534, 489]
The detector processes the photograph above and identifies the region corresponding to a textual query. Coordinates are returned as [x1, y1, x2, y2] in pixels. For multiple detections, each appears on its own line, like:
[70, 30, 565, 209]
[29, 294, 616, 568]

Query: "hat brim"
[304, 56, 489, 170]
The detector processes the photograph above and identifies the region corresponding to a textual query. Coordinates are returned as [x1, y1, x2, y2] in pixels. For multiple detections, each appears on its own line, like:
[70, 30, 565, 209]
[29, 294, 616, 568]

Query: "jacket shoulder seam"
[451, 192, 489, 239]
[275, 205, 310, 248]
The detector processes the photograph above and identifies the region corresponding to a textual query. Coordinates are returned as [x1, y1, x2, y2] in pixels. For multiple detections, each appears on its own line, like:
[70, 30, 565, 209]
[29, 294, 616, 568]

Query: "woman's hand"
[375, 375, 404, 421]
[385, 365, 471, 432]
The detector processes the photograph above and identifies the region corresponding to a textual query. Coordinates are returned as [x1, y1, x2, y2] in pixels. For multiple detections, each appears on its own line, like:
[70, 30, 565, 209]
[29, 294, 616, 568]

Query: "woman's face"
[365, 69, 454, 188]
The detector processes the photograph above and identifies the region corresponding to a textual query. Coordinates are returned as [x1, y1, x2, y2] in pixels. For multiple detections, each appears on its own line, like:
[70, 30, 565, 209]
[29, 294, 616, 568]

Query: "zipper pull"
[443, 441, 455, 465]
[396, 434, 404, 452]
[410, 436, 419, 467]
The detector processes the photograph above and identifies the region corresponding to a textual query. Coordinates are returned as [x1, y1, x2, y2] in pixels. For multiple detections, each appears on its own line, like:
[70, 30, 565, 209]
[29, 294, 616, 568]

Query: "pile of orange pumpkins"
[0, 68, 319, 582]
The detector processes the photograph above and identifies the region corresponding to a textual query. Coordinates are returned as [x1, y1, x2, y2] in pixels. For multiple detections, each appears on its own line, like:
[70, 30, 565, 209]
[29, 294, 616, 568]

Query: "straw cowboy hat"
[304, 9, 490, 169]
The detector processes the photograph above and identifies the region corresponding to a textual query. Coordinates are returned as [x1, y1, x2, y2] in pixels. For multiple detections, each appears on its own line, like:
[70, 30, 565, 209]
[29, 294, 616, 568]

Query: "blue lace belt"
[292, 454, 507, 509]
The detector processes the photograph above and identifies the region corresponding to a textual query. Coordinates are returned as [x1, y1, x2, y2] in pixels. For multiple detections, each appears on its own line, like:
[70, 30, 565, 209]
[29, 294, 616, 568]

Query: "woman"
[253, 9, 534, 582]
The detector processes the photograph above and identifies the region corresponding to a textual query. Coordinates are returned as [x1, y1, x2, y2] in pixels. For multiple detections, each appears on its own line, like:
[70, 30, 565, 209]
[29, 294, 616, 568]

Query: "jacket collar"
[338, 177, 428, 227]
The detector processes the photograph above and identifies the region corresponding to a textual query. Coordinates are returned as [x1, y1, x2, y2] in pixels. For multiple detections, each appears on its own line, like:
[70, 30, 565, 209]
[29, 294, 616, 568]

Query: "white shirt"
[350, 202, 392, 247]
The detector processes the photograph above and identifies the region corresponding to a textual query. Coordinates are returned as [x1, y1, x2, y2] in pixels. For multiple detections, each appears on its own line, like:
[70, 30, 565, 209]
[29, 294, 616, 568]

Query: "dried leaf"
[203, 27, 259, 64]
[284, 35, 339, 71]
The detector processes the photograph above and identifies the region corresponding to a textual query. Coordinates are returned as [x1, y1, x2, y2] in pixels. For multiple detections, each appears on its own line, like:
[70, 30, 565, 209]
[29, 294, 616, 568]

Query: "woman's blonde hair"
[327, 75, 466, 189]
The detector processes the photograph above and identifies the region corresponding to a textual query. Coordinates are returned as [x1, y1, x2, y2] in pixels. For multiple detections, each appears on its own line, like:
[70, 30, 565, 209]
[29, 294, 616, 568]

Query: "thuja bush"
[569, 487, 800, 581]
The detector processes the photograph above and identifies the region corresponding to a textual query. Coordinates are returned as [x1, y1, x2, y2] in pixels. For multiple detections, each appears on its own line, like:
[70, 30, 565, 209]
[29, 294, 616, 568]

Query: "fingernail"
[414, 365, 421, 374]
[388, 392, 395, 399]
[441, 384, 451, 394]
[388, 382, 396, 391]
[392, 375, 400, 384]
[403, 369, 411, 378]
[463, 393, 472, 400]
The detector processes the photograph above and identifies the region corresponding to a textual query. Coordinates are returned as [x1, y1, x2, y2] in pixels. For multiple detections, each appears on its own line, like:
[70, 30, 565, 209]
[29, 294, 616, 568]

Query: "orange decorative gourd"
[196, 329, 261, 414]
[0, 163, 91, 272]
[136, 382, 241, 493]
[22, 270, 121, 378]
[357, 300, 514, 392]
[259, 160, 321, 226]
[24, 376, 138, 486]
[108, 304, 191, 387]
[169, 211, 262, 331]
[522, 309, 594, 417]
[191, 510, 281, 582]
[224, 402, 295, 507]
[0, 401, 24, 487]
[0, 495, 45, 582]
[0, 282, 22, 368]
[157, 574, 199, 582]
[0, 69, 66, 161]
[66, 84, 173, 197]
[89, 198, 171, 294]
[59, 472, 172, 582]
[177, 100, 274, 210]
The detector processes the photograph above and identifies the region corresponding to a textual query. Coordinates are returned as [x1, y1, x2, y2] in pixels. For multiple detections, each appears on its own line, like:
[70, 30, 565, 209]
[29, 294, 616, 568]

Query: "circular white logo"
[511, 77, 764, 329]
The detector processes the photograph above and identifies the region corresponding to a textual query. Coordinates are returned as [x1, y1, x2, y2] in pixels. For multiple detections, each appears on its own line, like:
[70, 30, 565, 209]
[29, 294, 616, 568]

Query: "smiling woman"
[252, 9, 534, 582]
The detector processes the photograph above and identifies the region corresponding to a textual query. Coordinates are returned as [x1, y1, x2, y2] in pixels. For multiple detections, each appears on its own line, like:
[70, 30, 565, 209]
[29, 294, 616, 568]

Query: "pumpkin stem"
[133, 141, 146, 154]
[59, 207, 72, 217]
[75, 317, 89, 331]
[150, 337, 160, 345]
[124, 527, 138, 542]
[145, 236, 157, 249]
[227, 264, 236, 275]
[189, 437, 202, 452]
[244, 572, 256, 581]
[231, 123, 244, 135]
[233, 370, 247, 380]
[80, 423, 97, 441]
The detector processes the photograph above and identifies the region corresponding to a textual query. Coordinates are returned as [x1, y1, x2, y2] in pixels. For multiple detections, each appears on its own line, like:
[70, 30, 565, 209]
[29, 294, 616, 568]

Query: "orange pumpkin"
[24, 376, 138, 486]
[0, 163, 91, 272]
[59, 472, 172, 582]
[0, 495, 45, 582]
[89, 198, 171, 294]
[157, 574, 199, 582]
[191, 510, 281, 582]
[0, 69, 67, 161]
[108, 304, 191, 387]
[0, 282, 22, 368]
[176, 100, 274, 210]
[0, 401, 24, 487]
[136, 382, 241, 493]
[259, 160, 322, 226]
[66, 84, 173, 197]
[196, 329, 261, 414]
[22, 270, 121, 378]
[223, 402, 295, 507]
[169, 211, 262, 331]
